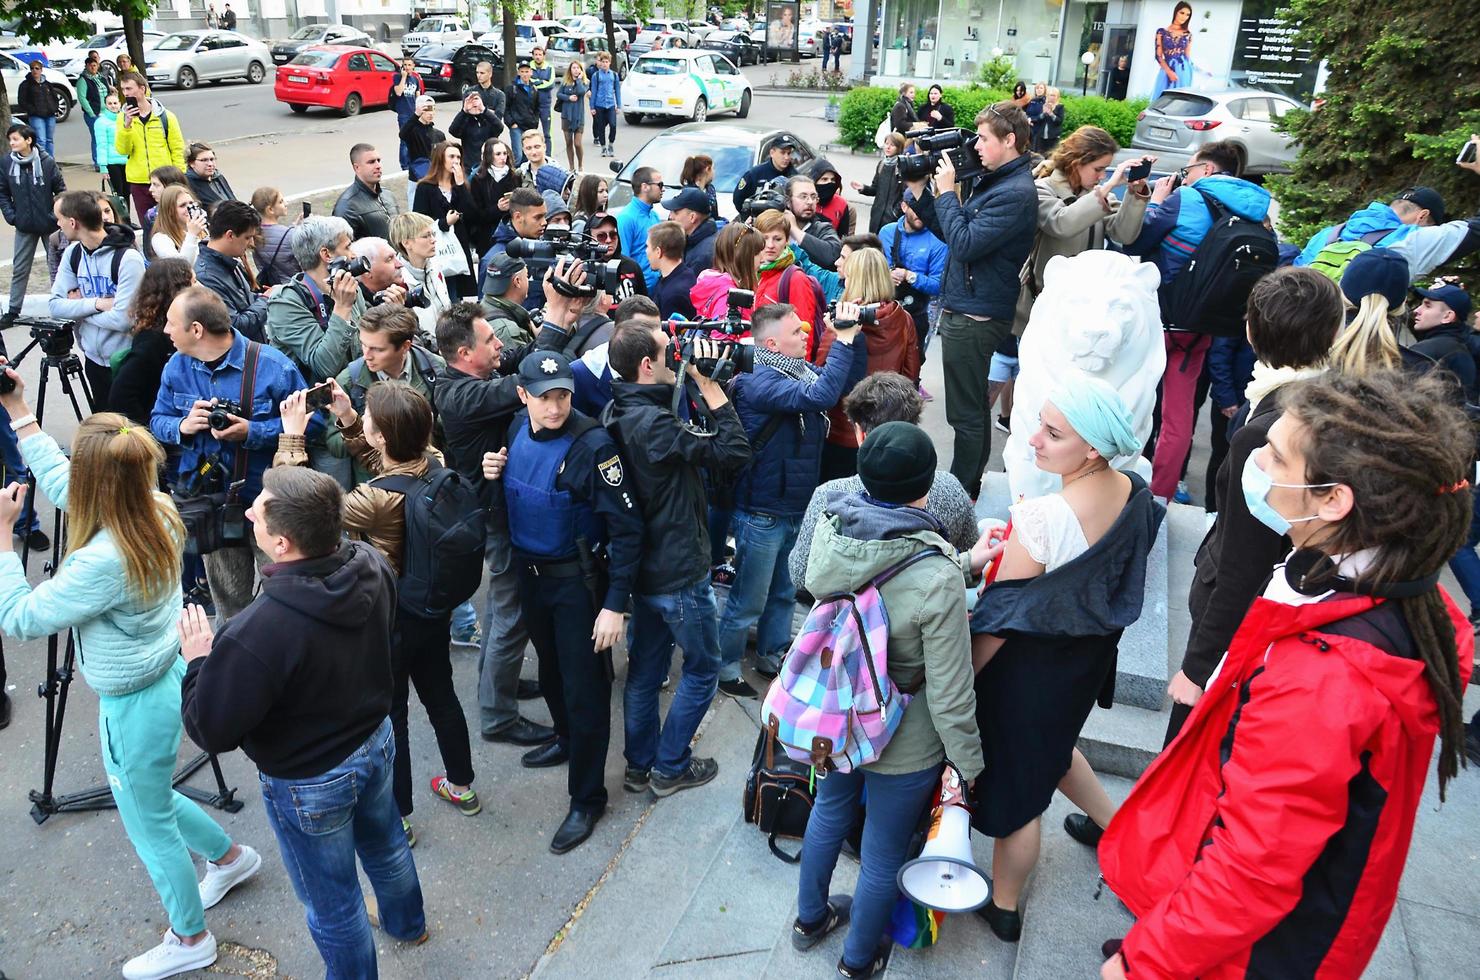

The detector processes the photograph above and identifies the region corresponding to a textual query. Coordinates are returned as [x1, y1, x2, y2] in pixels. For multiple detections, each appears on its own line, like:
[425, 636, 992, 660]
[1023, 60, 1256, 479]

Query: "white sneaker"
[122, 930, 217, 980]
[199, 843, 262, 910]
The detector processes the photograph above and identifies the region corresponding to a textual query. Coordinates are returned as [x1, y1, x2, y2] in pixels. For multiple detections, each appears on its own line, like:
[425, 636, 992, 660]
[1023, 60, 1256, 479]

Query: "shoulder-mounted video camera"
[508, 229, 626, 298]
[741, 176, 788, 219]
[666, 288, 756, 385]
[898, 127, 986, 184]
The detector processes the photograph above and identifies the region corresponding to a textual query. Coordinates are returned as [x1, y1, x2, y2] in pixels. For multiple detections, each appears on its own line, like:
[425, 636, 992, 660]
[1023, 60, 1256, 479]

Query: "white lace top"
[1010, 494, 1090, 572]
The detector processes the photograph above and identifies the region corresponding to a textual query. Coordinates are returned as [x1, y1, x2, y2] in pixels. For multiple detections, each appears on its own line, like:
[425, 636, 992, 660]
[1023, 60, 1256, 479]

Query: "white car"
[403, 16, 473, 54]
[53, 30, 166, 78]
[622, 49, 750, 124]
[0, 51, 73, 119]
[145, 30, 272, 89]
[562, 15, 629, 50]
[480, 21, 564, 59]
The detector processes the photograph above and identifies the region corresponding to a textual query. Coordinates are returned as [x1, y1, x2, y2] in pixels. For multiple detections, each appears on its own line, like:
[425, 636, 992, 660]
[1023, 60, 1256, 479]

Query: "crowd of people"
[0, 57, 1477, 980]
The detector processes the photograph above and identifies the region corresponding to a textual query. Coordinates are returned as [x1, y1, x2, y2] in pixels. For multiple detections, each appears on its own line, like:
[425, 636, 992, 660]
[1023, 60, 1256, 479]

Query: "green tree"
[0, 0, 152, 128]
[1269, 0, 1480, 249]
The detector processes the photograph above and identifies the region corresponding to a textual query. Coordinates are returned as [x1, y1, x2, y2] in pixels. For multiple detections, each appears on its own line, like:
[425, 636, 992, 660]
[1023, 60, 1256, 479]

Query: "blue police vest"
[505, 421, 599, 560]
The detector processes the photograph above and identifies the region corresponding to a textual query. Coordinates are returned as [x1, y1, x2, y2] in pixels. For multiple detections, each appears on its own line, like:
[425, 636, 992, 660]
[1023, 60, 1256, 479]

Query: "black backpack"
[371, 465, 487, 617]
[1159, 186, 1279, 337]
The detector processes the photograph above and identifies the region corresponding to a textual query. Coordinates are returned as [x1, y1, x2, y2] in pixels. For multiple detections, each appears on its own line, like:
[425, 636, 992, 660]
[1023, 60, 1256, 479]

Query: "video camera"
[666, 288, 756, 385]
[507, 230, 625, 298]
[897, 128, 986, 184]
[740, 176, 788, 219]
[0, 318, 77, 393]
[327, 254, 372, 279]
[826, 301, 882, 327]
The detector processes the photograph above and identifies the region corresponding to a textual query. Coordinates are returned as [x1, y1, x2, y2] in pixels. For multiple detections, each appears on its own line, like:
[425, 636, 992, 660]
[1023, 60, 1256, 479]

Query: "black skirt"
[969, 629, 1120, 838]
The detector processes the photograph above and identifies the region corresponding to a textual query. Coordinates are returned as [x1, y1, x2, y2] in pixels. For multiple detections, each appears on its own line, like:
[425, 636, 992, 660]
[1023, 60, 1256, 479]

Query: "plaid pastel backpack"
[762, 549, 945, 774]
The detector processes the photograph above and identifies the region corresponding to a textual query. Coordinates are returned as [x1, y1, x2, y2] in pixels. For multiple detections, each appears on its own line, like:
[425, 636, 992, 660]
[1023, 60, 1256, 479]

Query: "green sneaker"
[430, 775, 481, 816]
[401, 817, 417, 848]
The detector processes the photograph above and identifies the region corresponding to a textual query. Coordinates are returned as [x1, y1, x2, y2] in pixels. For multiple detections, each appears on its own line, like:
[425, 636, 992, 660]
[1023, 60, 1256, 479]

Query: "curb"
[753, 87, 848, 99]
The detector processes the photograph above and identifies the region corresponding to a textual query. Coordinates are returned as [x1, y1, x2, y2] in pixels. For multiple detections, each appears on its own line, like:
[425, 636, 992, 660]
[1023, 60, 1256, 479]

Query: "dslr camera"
[207, 398, 243, 430]
[373, 283, 429, 308]
[666, 288, 756, 384]
[507, 230, 625, 298]
[740, 176, 788, 219]
[898, 128, 986, 183]
[327, 255, 372, 279]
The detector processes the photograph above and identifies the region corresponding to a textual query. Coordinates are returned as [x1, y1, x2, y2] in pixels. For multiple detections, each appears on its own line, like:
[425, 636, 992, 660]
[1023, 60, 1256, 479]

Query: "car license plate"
[639, 99, 661, 108]
[288, 74, 309, 83]
[1149, 127, 1175, 140]
[667, 97, 684, 106]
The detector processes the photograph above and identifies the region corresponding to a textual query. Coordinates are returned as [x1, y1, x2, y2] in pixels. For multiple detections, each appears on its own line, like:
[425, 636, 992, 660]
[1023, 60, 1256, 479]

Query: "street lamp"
[1080, 50, 1095, 96]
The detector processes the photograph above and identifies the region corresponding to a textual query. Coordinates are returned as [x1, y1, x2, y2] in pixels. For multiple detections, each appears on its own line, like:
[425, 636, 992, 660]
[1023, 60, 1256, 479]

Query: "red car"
[274, 44, 397, 117]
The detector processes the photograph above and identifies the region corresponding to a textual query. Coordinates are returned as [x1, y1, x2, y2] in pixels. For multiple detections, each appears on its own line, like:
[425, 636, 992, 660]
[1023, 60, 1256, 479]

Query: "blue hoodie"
[1126, 174, 1271, 284]
[1294, 201, 1415, 267]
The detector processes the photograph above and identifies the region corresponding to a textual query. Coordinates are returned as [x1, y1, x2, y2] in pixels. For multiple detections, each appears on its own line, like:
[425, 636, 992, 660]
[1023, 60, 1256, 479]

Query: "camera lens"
[506, 238, 556, 261]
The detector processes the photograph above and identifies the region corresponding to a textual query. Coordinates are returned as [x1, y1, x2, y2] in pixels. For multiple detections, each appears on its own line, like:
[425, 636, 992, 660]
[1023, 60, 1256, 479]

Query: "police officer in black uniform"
[483, 350, 643, 854]
[732, 136, 799, 214]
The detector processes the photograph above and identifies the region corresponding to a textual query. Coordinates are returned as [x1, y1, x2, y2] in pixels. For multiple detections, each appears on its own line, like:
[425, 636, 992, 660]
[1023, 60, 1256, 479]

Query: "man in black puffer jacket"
[906, 100, 1036, 499]
[0, 122, 64, 329]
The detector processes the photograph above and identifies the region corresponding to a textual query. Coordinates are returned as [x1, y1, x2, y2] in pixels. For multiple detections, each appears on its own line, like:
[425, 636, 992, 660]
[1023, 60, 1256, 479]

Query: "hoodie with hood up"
[181, 541, 397, 779]
[804, 492, 984, 780]
[49, 223, 145, 367]
[808, 157, 855, 236]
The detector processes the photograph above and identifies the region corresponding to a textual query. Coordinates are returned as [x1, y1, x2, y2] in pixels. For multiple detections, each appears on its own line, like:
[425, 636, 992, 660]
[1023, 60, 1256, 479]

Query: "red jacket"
[757, 263, 824, 361]
[1100, 590, 1472, 980]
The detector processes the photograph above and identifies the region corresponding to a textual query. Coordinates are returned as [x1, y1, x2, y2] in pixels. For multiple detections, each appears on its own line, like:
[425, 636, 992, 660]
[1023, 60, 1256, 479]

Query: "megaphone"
[896, 767, 992, 914]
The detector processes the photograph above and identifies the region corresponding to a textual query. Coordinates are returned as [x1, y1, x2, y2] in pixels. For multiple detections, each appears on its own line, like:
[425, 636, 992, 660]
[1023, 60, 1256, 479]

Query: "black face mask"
[816, 182, 838, 205]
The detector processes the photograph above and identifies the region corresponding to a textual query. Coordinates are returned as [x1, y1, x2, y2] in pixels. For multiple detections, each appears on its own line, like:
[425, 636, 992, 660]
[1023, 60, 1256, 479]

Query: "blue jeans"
[396, 109, 414, 170]
[28, 115, 55, 157]
[625, 578, 722, 777]
[0, 404, 40, 534]
[509, 127, 525, 164]
[407, 157, 429, 182]
[260, 718, 426, 977]
[1447, 487, 1480, 615]
[798, 764, 941, 968]
[451, 599, 478, 638]
[717, 510, 800, 682]
[83, 113, 99, 168]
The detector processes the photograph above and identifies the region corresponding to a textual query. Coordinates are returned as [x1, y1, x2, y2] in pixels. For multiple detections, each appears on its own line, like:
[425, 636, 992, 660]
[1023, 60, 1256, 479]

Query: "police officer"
[733, 136, 799, 214]
[483, 350, 643, 854]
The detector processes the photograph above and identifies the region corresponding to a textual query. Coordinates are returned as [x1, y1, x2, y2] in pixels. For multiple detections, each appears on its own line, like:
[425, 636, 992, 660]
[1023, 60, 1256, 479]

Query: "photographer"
[151, 286, 310, 620]
[734, 136, 798, 214]
[482, 252, 534, 345]
[0, 376, 260, 979]
[781, 175, 843, 269]
[433, 294, 574, 747]
[195, 200, 269, 343]
[448, 91, 503, 175]
[588, 211, 649, 306]
[479, 350, 642, 853]
[907, 100, 1036, 499]
[349, 236, 409, 308]
[716, 302, 863, 698]
[603, 325, 752, 797]
[178, 467, 427, 975]
[50, 189, 146, 406]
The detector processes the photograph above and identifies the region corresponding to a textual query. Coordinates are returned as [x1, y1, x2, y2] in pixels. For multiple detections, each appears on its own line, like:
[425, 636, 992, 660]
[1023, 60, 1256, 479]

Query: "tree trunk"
[501, 1, 518, 87]
[604, 0, 617, 60]
[0, 73, 10, 134]
[123, 7, 147, 72]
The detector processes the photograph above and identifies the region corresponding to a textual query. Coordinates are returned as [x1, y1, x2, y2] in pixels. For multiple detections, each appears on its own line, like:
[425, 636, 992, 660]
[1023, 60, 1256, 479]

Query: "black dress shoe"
[1064, 812, 1105, 848]
[550, 807, 602, 854]
[482, 717, 556, 746]
[521, 740, 570, 768]
[1102, 938, 1124, 959]
[975, 901, 1022, 943]
[516, 678, 542, 700]
[17, 528, 49, 552]
[0, 691, 11, 730]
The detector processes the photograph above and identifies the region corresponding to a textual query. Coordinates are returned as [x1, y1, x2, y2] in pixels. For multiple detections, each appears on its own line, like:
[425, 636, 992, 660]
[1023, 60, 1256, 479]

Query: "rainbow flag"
[887, 893, 945, 949]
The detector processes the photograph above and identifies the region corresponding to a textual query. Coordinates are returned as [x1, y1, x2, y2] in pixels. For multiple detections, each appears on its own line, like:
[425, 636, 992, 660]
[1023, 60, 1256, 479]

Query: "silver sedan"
[1132, 88, 1304, 176]
[144, 29, 272, 90]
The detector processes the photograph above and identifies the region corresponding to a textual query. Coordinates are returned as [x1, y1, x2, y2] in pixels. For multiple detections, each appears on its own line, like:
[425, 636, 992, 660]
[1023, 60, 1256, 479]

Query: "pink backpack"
[762, 549, 943, 774]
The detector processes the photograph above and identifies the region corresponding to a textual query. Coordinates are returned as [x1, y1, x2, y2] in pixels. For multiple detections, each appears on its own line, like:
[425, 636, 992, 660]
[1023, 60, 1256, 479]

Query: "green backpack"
[1308, 223, 1394, 284]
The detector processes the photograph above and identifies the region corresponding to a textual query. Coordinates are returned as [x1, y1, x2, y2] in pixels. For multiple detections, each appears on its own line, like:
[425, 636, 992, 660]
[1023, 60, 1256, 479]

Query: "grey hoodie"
[804, 492, 984, 779]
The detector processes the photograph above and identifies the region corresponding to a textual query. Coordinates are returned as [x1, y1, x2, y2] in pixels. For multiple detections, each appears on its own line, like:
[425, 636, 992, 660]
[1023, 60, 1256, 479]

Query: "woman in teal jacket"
[93, 90, 131, 210]
[0, 370, 259, 979]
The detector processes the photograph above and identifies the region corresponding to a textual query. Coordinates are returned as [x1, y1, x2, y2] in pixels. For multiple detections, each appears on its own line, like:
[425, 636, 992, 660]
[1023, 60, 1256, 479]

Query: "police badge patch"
[598, 455, 623, 486]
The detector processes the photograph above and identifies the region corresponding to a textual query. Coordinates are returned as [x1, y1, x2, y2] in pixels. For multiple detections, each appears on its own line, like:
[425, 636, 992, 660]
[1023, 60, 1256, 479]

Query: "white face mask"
[1240, 452, 1336, 536]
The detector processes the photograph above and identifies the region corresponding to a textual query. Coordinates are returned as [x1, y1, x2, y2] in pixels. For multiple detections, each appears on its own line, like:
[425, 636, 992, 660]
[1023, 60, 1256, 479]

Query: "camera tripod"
[1, 319, 242, 824]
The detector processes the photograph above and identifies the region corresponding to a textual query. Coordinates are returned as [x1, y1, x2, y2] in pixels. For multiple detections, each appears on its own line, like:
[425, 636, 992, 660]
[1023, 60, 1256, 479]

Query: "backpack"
[68, 231, 137, 285]
[1159, 186, 1279, 337]
[371, 465, 487, 617]
[1307, 223, 1394, 285]
[761, 549, 944, 774]
[779, 264, 828, 359]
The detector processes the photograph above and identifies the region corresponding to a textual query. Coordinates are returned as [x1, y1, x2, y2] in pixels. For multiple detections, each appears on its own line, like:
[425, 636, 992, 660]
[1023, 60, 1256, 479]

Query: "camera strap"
[231, 341, 261, 491]
[296, 275, 330, 331]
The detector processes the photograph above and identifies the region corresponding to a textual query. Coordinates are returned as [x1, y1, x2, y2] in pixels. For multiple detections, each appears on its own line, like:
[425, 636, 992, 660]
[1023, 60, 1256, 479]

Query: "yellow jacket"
[113, 100, 186, 184]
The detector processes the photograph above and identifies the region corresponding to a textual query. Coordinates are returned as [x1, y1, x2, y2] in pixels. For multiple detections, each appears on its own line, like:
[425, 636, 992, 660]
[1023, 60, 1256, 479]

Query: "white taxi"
[621, 49, 751, 124]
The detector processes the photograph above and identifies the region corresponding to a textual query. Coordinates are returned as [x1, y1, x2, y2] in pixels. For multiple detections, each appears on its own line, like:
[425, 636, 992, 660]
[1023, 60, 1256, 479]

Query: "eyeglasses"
[592, 230, 618, 240]
[794, 192, 819, 202]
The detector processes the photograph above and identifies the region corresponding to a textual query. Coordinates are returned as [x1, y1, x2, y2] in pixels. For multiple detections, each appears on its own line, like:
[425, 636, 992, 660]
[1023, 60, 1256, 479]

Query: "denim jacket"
[149, 330, 314, 504]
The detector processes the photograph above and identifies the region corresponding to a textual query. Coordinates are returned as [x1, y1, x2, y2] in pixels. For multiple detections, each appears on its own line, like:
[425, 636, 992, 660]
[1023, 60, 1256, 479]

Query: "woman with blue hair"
[966, 374, 1166, 944]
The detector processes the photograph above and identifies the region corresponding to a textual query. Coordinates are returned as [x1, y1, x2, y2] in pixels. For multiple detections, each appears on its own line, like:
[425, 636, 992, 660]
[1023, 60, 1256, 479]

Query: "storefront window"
[996, 0, 1066, 87]
[880, 0, 941, 78]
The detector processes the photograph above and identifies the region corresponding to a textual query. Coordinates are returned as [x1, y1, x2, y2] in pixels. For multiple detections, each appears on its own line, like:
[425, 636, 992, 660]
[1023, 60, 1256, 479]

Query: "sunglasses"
[642, 180, 665, 189]
[592, 230, 618, 240]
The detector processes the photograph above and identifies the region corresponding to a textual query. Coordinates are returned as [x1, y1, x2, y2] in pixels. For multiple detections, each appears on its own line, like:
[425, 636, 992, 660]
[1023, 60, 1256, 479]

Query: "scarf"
[1244, 362, 1325, 415]
[755, 347, 819, 436]
[9, 149, 41, 186]
[491, 165, 509, 181]
[760, 250, 794, 274]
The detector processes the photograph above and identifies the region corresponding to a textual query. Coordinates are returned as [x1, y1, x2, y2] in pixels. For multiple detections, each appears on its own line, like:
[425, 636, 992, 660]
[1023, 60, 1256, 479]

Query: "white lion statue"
[1004, 251, 1166, 501]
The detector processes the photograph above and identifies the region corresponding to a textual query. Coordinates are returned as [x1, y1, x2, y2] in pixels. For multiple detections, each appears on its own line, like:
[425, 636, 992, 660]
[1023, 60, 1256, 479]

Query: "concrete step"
[1077, 700, 1170, 780]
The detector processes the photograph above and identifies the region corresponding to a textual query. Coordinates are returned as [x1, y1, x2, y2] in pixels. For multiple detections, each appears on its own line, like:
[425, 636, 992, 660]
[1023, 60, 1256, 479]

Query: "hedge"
[838, 86, 1150, 151]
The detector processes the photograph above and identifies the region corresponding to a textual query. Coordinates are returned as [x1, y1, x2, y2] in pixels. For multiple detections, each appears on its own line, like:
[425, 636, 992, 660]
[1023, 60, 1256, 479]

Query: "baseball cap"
[1412, 283, 1473, 323]
[661, 186, 712, 216]
[415, 94, 435, 110]
[1395, 186, 1446, 224]
[588, 211, 618, 230]
[771, 136, 799, 150]
[484, 252, 526, 294]
[1340, 248, 1411, 309]
[518, 350, 576, 396]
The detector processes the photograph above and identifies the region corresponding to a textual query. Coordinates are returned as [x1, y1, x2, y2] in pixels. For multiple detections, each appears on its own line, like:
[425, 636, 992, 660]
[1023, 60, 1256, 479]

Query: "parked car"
[54, 30, 166, 79]
[0, 51, 73, 120]
[698, 31, 761, 67]
[403, 16, 473, 55]
[144, 30, 271, 89]
[546, 33, 628, 79]
[1132, 88, 1303, 176]
[269, 24, 373, 65]
[607, 122, 815, 220]
[829, 23, 854, 54]
[622, 50, 751, 125]
[630, 20, 706, 57]
[274, 45, 399, 117]
[479, 20, 566, 60]
[412, 42, 500, 99]
[561, 15, 629, 50]
[797, 20, 826, 58]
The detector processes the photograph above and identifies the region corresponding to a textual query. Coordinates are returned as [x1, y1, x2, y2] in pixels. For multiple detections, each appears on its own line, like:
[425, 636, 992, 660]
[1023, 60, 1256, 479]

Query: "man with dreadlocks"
[1096, 369, 1473, 980]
